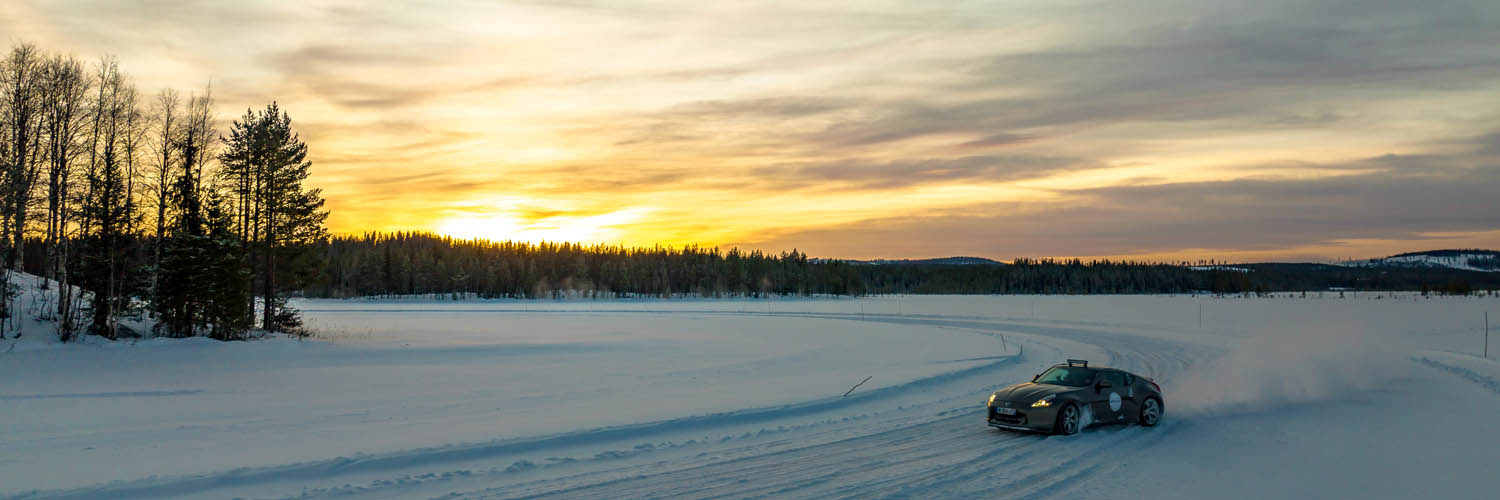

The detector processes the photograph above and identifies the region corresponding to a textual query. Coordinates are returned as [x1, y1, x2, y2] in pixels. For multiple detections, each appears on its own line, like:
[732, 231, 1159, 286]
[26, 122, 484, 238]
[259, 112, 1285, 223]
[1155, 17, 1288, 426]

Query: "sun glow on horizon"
[435, 206, 656, 245]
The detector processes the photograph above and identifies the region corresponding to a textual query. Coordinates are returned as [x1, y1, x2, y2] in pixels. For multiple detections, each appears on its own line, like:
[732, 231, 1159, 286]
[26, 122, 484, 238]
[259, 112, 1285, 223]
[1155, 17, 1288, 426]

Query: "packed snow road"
[3, 295, 1499, 499]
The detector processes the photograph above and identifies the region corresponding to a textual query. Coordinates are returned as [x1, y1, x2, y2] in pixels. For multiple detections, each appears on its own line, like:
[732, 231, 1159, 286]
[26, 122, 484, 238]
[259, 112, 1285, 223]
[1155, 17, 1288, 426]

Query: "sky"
[4, 0, 1499, 262]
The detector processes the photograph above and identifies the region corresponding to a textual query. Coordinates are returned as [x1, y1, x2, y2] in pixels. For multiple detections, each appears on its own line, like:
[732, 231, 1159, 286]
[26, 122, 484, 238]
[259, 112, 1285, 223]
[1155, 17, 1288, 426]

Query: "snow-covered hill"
[1340, 249, 1500, 272]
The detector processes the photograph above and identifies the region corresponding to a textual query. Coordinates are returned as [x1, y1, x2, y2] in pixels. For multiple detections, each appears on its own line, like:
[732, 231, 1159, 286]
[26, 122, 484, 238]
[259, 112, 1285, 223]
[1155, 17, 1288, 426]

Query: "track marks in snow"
[1414, 356, 1500, 396]
[472, 419, 1170, 500]
[0, 389, 202, 400]
[470, 413, 1015, 499]
[19, 343, 1026, 500]
[13, 310, 1212, 500]
[401, 314, 1198, 500]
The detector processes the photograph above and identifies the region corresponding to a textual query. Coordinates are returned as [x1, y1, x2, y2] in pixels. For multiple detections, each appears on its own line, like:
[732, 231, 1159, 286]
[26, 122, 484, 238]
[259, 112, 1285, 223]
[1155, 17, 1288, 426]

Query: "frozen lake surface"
[3, 293, 1498, 499]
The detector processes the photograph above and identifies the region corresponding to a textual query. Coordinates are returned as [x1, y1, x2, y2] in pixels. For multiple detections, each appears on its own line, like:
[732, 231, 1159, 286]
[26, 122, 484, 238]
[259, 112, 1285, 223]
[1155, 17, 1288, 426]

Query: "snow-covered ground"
[2, 293, 1498, 499]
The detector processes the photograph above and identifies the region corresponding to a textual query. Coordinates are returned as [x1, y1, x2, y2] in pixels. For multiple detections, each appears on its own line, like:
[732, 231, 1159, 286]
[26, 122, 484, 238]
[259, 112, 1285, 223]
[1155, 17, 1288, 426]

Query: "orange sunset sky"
[5, 0, 1499, 262]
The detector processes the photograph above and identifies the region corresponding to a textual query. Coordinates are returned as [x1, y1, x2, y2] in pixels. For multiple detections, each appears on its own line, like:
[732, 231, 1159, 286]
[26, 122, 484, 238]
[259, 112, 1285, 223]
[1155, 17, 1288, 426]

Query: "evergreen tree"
[201, 191, 251, 339]
[152, 121, 250, 339]
[219, 103, 327, 333]
[151, 161, 203, 337]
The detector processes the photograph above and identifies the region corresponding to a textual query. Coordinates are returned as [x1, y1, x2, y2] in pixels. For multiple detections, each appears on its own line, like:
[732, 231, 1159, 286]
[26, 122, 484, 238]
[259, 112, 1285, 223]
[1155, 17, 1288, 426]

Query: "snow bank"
[0, 270, 156, 345]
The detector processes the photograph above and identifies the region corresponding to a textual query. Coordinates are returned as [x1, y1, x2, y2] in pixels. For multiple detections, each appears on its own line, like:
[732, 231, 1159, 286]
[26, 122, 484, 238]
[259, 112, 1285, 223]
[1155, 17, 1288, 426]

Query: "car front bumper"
[986, 403, 1058, 433]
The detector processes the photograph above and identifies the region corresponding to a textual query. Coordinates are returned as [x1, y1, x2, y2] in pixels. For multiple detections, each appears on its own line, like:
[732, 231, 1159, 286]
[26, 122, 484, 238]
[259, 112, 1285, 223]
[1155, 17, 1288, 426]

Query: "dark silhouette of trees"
[2, 40, 323, 340]
[1, 43, 46, 327]
[308, 234, 863, 299]
[296, 240, 1500, 299]
[75, 57, 143, 339]
[219, 103, 328, 333]
[2, 43, 44, 274]
[146, 88, 179, 299]
[154, 155, 251, 339]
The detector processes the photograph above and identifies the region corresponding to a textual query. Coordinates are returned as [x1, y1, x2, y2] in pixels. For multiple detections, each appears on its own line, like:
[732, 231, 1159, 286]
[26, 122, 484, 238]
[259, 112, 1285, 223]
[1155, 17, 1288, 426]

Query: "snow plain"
[3, 291, 1499, 499]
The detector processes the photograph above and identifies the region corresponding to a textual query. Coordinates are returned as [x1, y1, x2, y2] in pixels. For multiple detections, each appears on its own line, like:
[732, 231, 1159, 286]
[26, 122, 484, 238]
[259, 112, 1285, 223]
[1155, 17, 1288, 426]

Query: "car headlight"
[987, 394, 998, 406]
[1031, 395, 1055, 408]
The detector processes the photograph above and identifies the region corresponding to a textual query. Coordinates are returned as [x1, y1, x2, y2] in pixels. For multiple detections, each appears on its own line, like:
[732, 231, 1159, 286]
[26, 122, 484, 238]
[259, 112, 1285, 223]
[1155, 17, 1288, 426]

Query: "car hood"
[992, 382, 1076, 404]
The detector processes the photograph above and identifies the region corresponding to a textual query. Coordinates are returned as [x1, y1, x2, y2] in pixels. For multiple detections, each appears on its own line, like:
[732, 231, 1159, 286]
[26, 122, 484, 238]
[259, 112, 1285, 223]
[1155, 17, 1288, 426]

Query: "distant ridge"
[1387, 249, 1500, 259]
[1338, 249, 1500, 273]
[826, 249, 1500, 272]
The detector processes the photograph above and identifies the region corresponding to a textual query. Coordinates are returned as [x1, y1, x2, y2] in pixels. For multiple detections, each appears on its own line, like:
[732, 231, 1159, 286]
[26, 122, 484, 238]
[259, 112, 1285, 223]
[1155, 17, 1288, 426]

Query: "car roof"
[1048, 362, 1128, 373]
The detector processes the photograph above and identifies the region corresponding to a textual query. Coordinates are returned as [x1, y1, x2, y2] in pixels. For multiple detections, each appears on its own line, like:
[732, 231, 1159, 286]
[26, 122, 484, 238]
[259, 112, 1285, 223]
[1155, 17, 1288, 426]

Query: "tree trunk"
[262, 206, 275, 332]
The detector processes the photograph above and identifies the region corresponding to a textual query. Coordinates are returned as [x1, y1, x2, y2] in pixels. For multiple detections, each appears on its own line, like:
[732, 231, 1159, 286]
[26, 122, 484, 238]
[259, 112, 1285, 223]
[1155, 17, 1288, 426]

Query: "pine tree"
[151, 139, 206, 338]
[201, 190, 251, 339]
[153, 114, 250, 339]
[218, 103, 327, 333]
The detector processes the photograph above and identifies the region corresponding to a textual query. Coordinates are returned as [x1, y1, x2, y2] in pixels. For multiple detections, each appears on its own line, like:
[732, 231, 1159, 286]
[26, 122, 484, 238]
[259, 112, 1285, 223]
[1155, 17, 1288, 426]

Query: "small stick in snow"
[843, 375, 873, 397]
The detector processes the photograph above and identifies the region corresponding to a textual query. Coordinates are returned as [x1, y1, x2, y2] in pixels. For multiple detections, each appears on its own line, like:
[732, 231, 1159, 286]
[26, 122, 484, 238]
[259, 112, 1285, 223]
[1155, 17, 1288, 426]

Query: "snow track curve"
[18, 302, 1496, 500]
[9, 310, 1222, 500]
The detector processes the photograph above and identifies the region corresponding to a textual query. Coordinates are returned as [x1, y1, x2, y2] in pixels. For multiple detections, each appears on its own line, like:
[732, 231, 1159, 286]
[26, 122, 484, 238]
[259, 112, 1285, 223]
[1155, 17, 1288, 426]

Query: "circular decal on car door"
[1108, 392, 1122, 412]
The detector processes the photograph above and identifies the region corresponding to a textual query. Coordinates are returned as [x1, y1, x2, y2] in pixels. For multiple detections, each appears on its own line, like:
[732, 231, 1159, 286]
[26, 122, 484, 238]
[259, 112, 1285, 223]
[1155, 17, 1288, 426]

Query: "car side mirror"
[1032, 374, 1040, 382]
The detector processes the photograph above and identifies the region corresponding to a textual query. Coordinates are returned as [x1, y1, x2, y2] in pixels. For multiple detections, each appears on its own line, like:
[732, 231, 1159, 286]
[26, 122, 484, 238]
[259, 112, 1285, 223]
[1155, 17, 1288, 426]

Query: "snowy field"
[3, 293, 1499, 499]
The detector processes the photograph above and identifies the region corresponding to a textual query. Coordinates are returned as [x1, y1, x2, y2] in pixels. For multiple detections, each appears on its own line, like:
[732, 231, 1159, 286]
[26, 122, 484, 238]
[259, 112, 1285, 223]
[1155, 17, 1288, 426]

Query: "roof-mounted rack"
[1066, 359, 1089, 367]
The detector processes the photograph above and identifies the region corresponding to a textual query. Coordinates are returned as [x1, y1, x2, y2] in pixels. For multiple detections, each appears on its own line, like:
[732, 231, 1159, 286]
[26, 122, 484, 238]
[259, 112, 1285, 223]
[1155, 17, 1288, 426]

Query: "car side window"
[1103, 371, 1126, 388]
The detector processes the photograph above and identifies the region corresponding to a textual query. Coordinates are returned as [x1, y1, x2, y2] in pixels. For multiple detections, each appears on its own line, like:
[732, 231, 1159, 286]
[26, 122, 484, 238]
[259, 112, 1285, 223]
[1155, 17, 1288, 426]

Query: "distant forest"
[308, 232, 863, 298]
[287, 233, 1500, 299]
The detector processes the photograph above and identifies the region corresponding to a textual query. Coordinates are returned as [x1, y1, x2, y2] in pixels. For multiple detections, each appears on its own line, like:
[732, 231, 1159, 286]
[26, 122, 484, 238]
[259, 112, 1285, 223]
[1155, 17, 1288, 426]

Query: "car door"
[1094, 370, 1128, 422]
[1085, 371, 1111, 422]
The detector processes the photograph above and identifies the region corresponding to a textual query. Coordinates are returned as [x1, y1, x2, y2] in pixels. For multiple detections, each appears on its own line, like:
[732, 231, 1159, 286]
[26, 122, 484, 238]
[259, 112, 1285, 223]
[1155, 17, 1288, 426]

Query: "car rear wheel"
[1055, 404, 1081, 435]
[1138, 398, 1162, 427]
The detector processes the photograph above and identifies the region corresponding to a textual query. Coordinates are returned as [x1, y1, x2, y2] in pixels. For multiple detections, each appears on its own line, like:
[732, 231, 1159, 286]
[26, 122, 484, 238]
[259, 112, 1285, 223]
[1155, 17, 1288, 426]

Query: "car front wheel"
[1055, 404, 1081, 435]
[1138, 398, 1162, 427]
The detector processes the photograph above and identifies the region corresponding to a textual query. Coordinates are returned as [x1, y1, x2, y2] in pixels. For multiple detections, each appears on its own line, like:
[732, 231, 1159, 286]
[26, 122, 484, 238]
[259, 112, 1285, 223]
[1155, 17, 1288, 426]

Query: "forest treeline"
[274, 233, 1496, 299]
[303, 235, 1190, 298]
[1, 41, 327, 341]
[308, 232, 864, 298]
[855, 260, 1498, 295]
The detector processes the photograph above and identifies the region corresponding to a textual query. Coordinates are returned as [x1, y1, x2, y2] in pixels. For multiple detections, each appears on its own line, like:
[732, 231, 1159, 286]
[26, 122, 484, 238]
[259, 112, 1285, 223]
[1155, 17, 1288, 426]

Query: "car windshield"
[1034, 366, 1097, 387]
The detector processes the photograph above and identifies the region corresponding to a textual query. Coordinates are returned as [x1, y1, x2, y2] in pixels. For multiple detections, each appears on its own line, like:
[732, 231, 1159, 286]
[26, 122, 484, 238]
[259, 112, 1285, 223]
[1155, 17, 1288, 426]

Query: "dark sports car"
[986, 360, 1163, 435]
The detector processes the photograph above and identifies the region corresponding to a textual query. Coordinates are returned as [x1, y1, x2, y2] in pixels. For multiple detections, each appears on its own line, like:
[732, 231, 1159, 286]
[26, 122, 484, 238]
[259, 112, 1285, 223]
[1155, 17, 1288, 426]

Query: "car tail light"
[1148, 379, 1162, 393]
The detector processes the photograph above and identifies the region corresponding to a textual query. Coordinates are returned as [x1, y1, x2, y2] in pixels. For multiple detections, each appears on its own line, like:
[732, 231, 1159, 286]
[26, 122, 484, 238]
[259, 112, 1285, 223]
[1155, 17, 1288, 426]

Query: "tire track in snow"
[19, 318, 1034, 500]
[403, 314, 1212, 500]
[1413, 356, 1500, 396]
[16, 311, 1217, 500]
[470, 413, 1033, 500]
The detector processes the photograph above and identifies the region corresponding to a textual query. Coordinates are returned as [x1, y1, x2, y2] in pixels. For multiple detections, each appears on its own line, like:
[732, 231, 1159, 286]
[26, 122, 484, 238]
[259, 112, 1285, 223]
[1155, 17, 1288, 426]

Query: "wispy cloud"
[8, 0, 1500, 259]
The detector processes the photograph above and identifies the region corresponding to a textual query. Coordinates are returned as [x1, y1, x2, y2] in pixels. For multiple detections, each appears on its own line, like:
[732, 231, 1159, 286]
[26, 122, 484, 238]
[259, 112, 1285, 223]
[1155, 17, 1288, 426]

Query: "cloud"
[743, 152, 1500, 258]
[260, 43, 540, 109]
[784, 0, 1500, 152]
[751, 155, 1096, 191]
[13, 0, 1500, 258]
